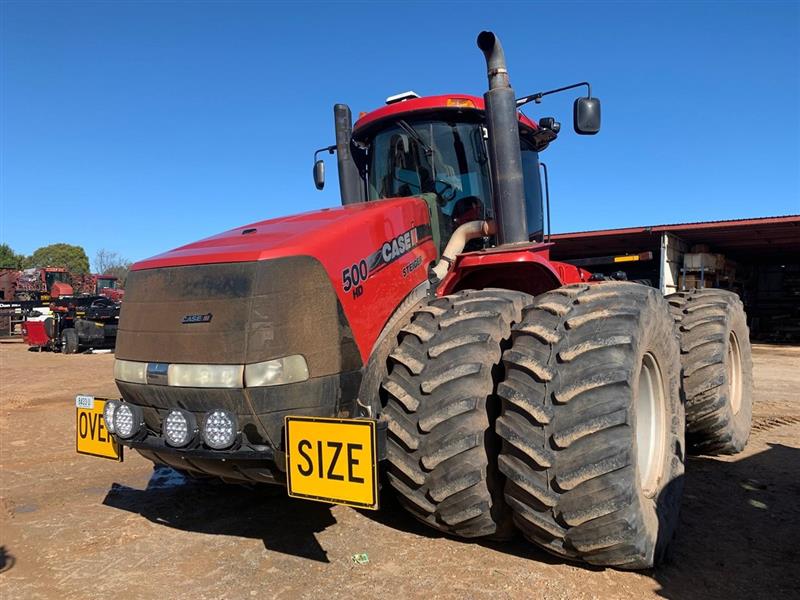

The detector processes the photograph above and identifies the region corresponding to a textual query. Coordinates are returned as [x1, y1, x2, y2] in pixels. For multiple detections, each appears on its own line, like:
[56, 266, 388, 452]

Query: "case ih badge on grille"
[182, 313, 213, 324]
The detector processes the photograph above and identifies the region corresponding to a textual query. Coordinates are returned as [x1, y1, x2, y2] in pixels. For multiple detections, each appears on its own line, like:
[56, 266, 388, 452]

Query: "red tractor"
[73, 273, 125, 302]
[0, 266, 73, 303]
[93, 32, 752, 569]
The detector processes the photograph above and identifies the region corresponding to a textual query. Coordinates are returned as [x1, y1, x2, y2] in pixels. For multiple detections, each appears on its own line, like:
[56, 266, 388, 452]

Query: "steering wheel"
[434, 179, 457, 205]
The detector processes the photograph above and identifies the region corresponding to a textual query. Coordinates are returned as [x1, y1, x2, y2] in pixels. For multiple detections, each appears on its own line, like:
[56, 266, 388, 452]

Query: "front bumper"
[116, 371, 361, 448]
[110, 375, 387, 485]
[127, 436, 286, 484]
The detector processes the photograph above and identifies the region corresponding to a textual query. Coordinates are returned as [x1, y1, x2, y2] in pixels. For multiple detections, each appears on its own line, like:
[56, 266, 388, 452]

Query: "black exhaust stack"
[477, 31, 528, 245]
[333, 104, 365, 205]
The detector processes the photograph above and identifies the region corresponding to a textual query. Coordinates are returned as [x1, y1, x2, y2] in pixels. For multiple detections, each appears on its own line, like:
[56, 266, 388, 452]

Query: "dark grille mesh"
[116, 256, 361, 375]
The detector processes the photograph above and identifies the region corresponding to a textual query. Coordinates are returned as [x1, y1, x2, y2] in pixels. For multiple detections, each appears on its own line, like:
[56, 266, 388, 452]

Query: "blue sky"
[2, 1, 798, 267]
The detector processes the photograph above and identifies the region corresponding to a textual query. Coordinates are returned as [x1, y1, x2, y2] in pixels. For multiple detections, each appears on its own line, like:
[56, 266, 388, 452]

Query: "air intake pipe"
[333, 104, 365, 205]
[477, 31, 528, 245]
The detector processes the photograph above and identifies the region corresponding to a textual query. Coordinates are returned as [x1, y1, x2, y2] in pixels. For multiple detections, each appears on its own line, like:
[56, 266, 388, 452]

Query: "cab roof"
[352, 94, 538, 138]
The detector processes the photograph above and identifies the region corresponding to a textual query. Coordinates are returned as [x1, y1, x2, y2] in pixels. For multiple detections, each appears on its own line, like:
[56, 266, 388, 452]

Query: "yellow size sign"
[76, 396, 122, 461]
[285, 416, 378, 510]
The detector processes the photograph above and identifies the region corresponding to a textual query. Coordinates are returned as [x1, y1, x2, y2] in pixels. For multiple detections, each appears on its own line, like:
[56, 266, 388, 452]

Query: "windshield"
[97, 277, 117, 290]
[366, 117, 546, 249]
[45, 271, 69, 289]
[368, 119, 492, 250]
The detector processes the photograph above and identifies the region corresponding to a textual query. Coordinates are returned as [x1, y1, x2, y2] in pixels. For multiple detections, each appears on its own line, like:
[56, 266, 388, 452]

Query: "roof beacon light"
[385, 91, 420, 105]
[446, 97, 476, 109]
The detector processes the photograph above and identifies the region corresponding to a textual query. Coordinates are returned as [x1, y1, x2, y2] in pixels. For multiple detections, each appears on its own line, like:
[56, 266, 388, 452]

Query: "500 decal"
[342, 260, 369, 293]
[341, 224, 432, 298]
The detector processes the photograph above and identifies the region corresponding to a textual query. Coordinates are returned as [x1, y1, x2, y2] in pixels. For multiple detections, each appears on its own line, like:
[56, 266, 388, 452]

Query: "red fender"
[439, 243, 591, 297]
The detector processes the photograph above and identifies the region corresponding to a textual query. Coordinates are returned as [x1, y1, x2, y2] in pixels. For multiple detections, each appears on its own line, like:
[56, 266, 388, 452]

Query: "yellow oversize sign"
[285, 416, 378, 510]
[76, 396, 122, 461]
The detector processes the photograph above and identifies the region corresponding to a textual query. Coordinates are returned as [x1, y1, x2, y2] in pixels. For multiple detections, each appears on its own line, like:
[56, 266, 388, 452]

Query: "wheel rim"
[636, 352, 667, 497]
[727, 331, 743, 415]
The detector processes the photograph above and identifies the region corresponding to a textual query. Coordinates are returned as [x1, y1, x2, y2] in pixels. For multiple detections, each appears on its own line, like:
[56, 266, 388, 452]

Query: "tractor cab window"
[45, 271, 69, 289]
[367, 119, 492, 253]
[96, 277, 117, 291]
[520, 139, 545, 242]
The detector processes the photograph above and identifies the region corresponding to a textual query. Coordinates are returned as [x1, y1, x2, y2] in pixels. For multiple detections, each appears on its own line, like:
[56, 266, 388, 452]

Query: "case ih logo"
[380, 228, 419, 263]
[341, 225, 432, 300]
[182, 313, 213, 324]
[368, 224, 432, 274]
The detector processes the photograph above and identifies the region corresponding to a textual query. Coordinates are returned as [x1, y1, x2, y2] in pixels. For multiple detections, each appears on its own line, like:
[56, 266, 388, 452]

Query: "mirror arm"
[516, 82, 592, 108]
[314, 145, 336, 161]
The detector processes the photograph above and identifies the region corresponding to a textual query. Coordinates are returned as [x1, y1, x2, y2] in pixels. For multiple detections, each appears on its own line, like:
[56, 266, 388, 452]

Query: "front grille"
[116, 256, 361, 376]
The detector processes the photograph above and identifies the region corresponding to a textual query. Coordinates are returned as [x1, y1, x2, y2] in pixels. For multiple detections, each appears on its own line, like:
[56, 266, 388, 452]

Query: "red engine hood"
[133, 198, 425, 270]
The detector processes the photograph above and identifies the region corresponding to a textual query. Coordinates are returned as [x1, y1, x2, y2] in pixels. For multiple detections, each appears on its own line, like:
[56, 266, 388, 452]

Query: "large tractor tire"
[61, 328, 79, 354]
[496, 282, 684, 569]
[381, 288, 530, 539]
[667, 289, 753, 455]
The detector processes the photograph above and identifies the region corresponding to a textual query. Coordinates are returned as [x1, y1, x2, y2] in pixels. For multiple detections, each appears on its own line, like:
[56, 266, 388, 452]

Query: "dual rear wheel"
[382, 282, 752, 569]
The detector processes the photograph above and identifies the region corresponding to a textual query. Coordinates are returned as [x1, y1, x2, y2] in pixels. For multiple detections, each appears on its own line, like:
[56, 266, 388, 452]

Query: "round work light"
[163, 410, 197, 447]
[202, 409, 237, 450]
[103, 400, 119, 434]
[114, 403, 144, 439]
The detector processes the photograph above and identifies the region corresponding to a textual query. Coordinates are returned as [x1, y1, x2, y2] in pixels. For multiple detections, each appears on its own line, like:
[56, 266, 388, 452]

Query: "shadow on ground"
[0, 546, 15, 573]
[103, 443, 800, 597]
[361, 487, 577, 568]
[103, 467, 337, 562]
[653, 443, 800, 599]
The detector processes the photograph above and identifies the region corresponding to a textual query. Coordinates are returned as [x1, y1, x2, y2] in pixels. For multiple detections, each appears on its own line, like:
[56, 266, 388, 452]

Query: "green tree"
[94, 248, 132, 287]
[0, 243, 24, 269]
[25, 243, 90, 275]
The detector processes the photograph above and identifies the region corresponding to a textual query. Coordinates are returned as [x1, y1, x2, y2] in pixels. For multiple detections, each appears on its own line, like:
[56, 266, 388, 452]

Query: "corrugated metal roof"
[550, 214, 800, 261]
[552, 214, 800, 239]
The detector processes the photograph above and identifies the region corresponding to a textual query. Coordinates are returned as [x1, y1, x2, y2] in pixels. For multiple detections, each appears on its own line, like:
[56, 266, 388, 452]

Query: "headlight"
[244, 355, 309, 387]
[163, 409, 197, 447]
[202, 409, 237, 449]
[114, 360, 147, 384]
[103, 400, 119, 434]
[114, 403, 144, 439]
[167, 364, 243, 388]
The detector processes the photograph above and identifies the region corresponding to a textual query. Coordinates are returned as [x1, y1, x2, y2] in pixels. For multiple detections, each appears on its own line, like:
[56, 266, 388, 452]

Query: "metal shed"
[550, 215, 800, 341]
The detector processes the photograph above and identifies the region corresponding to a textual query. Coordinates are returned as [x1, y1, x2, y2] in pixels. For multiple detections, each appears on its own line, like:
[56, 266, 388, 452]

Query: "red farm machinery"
[72, 273, 125, 302]
[0, 266, 73, 303]
[86, 32, 753, 570]
[0, 268, 122, 351]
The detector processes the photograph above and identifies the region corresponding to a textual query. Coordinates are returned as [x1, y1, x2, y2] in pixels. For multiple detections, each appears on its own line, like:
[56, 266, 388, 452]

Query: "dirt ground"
[0, 342, 798, 599]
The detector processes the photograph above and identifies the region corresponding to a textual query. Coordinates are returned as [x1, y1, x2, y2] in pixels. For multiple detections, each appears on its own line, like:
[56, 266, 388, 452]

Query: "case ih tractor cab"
[96, 32, 753, 569]
[73, 273, 125, 302]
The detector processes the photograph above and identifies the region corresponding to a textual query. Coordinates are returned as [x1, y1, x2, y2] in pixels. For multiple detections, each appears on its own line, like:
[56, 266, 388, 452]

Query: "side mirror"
[573, 97, 601, 135]
[313, 160, 325, 190]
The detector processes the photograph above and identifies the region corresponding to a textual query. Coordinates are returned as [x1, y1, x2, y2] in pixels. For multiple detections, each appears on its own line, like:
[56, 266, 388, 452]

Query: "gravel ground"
[1, 341, 798, 599]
